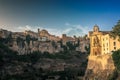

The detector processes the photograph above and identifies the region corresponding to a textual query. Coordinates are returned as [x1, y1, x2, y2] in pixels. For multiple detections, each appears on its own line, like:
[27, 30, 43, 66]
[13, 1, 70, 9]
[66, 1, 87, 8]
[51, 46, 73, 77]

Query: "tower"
[90, 25, 102, 56]
[38, 28, 40, 41]
[93, 24, 99, 32]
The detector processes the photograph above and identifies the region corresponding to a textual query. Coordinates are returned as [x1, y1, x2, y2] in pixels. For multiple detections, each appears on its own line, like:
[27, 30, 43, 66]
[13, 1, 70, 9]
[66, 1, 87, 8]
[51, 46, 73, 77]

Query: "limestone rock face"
[84, 54, 115, 80]
[10, 40, 63, 54]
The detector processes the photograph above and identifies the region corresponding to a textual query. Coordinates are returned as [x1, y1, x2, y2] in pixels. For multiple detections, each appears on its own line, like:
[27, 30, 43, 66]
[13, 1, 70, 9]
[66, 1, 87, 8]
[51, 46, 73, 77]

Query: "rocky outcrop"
[84, 54, 115, 80]
[10, 40, 63, 54]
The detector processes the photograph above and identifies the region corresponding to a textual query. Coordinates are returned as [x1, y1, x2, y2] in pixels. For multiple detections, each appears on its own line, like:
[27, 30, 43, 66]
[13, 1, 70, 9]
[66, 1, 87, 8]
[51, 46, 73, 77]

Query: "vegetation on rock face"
[26, 35, 31, 45]
[0, 40, 88, 80]
[66, 40, 80, 51]
[85, 44, 90, 54]
[109, 49, 120, 80]
[108, 70, 118, 80]
[66, 41, 76, 51]
[110, 20, 120, 41]
[0, 35, 12, 44]
[16, 37, 25, 48]
[108, 20, 120, 80]
[112, 49, 120, 71]
[51, 40, 57, 49]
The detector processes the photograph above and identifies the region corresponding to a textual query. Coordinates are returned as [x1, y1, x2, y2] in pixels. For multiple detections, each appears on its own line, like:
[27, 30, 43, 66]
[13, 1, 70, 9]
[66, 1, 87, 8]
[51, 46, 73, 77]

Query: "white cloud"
[0, 23, 91, 37]
[17, 25, 39, 32]
[62, 24, 91, 37]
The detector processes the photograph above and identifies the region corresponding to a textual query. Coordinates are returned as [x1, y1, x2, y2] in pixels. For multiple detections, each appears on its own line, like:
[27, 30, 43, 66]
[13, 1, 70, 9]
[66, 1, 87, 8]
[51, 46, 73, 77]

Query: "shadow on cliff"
[80, 52, 89, 77]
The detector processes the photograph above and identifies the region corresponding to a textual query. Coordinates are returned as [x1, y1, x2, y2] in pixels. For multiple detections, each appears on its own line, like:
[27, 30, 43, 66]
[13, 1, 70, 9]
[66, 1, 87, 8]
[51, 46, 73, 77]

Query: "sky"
[0, 0, 120, 37]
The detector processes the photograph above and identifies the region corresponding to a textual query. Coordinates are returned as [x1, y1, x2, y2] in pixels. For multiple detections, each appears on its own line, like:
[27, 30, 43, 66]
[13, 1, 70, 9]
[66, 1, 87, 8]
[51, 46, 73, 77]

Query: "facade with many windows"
[88, 25, 120, 56]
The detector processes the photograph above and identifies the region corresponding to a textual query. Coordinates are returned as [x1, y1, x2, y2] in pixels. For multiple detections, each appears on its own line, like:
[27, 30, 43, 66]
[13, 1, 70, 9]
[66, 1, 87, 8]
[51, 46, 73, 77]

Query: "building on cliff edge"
[88, 25, 120, 56]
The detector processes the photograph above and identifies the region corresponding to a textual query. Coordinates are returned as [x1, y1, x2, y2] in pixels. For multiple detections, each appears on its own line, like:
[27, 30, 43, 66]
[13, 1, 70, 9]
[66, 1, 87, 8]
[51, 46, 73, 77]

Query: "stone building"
[0, 28, 89, 54]
[85, 25, 117, 80]
[89, 25, 120, 55]
[12, 32, 26, 40]
[0, 29, 11, 38]
[38, 29, 61, 42]
[24, 30, 38, 38]
[76, 38, 90, 52]
[38, 29, 50, 41]
[62, 34, 75, 45]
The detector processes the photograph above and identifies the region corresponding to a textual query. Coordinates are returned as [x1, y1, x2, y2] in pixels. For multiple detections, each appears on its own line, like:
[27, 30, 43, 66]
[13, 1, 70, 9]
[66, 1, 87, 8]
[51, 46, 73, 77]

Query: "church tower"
[90, 25, 102, 56]
[93, 24, 99, 32]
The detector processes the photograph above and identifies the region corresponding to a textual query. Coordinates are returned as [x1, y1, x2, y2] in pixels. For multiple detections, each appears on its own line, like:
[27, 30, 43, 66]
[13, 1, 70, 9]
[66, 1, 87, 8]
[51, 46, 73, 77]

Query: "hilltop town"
[0, 28, 90, 54]
[0, 27, 90, 80]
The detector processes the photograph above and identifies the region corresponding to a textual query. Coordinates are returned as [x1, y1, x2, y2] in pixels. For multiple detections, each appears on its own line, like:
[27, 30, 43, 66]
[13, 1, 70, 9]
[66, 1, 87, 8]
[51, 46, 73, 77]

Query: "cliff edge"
[84, 54, 115, 80]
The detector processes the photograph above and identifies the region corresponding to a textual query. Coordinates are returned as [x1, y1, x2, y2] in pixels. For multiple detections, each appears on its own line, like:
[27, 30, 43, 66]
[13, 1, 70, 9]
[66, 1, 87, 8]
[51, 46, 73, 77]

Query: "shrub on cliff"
[108, 69, 118, 80]
[110, 49, 120, 80]
[110, 20, 120, 41]
[112, 49, 120, 71]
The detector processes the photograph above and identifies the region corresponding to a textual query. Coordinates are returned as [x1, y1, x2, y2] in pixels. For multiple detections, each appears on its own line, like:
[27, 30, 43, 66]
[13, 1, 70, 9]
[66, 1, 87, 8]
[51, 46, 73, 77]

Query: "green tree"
[6, 33, 13, 43]
[83, 34, 87, 40]
[110, 20, 120, 41]
[51, 40, 57, 49]
[16, 37, 25, 48]
[85, 44, 90, 54]
[58, 39, 63, 47]
[112, 49, 120, 71]
[66, 41, 75, 51]
[108, 70, 118, 80]
[75, 39, 80, 47]
[26, 35, 31, 45]
[111, 49, 120, 79]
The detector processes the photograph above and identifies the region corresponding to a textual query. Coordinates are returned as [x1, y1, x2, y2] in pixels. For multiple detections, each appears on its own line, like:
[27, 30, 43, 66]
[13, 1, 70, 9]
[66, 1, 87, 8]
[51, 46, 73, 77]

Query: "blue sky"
[0, 0, 120, 36]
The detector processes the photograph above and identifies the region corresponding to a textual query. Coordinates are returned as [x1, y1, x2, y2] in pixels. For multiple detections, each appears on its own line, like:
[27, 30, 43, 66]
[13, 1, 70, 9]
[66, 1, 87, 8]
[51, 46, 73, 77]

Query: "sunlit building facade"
[89, 25, 120, 56]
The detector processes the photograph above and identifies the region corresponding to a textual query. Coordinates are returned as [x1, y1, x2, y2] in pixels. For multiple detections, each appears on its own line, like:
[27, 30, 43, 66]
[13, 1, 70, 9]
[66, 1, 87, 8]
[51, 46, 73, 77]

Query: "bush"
[112, 49, 120, 71]
[108, 70, 118, 80]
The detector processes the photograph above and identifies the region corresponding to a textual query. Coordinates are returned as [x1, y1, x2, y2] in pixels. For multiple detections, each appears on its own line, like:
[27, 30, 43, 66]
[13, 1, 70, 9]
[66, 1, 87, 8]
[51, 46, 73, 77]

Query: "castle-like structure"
[88, 25, 120, 55]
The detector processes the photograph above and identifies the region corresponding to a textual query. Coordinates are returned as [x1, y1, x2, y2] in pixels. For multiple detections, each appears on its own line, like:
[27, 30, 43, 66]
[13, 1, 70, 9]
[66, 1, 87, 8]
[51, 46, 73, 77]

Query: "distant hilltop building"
[88, 25, 120, 55]
[24, 30, 38, 38]
[0, 28, 12, 38]
[38, 29, 61, 42]
[62, 34, 75, 45]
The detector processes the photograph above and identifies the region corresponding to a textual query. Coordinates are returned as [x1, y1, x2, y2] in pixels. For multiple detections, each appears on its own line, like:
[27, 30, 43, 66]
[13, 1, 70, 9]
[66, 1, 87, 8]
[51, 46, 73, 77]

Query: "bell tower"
[90, 25, 102, 56]
[93, 24, 99, 32]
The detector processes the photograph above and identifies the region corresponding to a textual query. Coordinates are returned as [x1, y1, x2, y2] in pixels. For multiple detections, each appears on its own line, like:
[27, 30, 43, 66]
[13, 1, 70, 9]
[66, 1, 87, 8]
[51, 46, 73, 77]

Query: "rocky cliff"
[0, 41, 88, 80]
[84, 54, 115, 80]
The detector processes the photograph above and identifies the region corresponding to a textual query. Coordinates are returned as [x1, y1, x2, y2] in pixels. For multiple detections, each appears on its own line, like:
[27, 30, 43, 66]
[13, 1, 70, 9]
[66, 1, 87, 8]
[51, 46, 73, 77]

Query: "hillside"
[0, 42, 88, 80]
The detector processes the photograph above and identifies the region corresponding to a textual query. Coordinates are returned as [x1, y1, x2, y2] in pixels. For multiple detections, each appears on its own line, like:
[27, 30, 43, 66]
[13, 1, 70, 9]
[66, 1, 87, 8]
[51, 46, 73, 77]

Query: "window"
[107, 43, 108, 47]
[113, 42, 116, 46]
[114, 47, 116, 50]
[95, 52, 97, 55]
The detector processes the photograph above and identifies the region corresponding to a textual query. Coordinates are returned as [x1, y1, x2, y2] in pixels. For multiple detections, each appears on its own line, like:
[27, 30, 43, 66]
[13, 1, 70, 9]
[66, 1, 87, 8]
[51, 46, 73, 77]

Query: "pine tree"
[110, 20, 120, 41]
